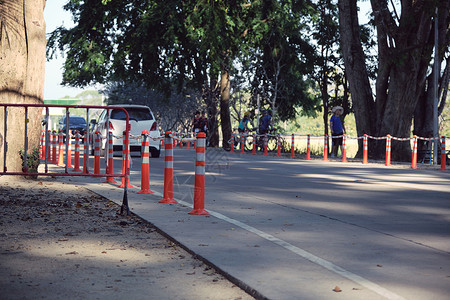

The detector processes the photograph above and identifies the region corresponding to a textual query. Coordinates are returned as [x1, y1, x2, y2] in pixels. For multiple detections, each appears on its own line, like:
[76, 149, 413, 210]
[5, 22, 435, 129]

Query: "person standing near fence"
[330, 106, 346, 158]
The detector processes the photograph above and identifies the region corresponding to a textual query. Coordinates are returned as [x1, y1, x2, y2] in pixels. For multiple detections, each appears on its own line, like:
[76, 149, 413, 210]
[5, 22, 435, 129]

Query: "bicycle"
[232, 128, 254, 151]
[255, 128, 280, 152]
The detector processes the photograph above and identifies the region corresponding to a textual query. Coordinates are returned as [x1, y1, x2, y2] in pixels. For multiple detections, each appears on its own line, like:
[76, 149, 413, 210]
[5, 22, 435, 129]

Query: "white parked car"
[91, 105, 161, 157]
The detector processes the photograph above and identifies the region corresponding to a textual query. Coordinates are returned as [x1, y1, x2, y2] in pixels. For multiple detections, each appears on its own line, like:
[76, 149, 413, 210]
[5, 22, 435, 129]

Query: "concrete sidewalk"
[59, 149, 450, 300]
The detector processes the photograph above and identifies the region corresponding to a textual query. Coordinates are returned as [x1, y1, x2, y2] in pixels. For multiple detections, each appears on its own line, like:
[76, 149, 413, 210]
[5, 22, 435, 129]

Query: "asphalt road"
[61, 147, 450, 300]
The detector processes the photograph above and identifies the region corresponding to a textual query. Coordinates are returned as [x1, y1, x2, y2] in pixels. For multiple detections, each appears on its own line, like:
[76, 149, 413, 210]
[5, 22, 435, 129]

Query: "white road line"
[122, 184, 405, 300]
[172, 197, 406, 300]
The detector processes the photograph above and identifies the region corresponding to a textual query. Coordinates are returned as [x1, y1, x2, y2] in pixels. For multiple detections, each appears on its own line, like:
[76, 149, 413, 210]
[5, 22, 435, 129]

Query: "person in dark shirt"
[330, 106, 346, 157]
[192, 111, 201, 134]
[259, 109, 273, 134]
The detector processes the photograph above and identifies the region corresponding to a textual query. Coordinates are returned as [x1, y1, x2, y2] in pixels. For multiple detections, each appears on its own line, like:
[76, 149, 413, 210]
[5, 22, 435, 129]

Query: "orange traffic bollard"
[306, 134, 311, 160]
[441, 136, 447, 171]
[230, 132, 234, 153]
[66, 134, 73, 169]
[264, 134, 268, 156]
[342, 134, 348, 162]
[277, 134, 281, 157]
[385, 135, 392, 167]
[323, 134, 328, 161]
[411, 135, 418, 169]
[104, 132, 117, 183]
[93, 131, 102, 177]
[240, 134, 245, 154]
[252, 133, 256, 155]
[189, 132, 209, 215]
[160, 132, 177, 203]
[57, 131, 65, 167]
[362, 134, 368, 164]
[73, 131, 81, 172]
[52, 130, 57, 164]
[138, 131, 153, 194]
[119, 131, 133, 188]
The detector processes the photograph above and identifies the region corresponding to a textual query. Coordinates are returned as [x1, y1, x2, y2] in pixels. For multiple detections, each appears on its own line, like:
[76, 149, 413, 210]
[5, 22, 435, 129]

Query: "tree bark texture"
[0, 0, 46, 172]
[220, 67, 232, 149]
[339, 0, 448, 161]
[338, 0, 376, 158]
[203, 78, 220, 148]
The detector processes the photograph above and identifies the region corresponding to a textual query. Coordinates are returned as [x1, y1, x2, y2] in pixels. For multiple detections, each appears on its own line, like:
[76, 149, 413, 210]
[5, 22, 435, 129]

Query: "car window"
[110, 108, 153, 121]
[70, 117, 86, 125]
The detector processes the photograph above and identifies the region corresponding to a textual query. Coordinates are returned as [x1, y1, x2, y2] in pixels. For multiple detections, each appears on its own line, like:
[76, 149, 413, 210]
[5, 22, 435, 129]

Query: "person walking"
[330, 106, 346, 158]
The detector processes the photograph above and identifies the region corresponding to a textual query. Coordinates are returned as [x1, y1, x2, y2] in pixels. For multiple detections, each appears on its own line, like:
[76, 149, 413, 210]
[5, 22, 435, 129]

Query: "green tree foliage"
[246, 0, 318, 121]
[47, 1, 322, 128]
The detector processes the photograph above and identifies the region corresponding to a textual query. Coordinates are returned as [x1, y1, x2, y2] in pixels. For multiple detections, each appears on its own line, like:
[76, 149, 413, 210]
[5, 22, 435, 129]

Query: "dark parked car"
[58, 116, 88, 135]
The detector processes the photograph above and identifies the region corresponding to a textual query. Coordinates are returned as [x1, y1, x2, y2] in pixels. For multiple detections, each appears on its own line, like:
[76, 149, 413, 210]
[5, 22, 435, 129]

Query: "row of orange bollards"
[159, 131, 209, 215]
[40, 129, 210, 215]
[224, 131, 447, 170]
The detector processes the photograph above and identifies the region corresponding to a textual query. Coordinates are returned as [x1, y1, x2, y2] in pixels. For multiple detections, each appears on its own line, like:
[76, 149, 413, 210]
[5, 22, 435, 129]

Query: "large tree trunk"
[340, 0, 447, 161]
[414, 4, 450, 161]
[0, 0, 46, 173]
[203, 78, 220, 148]
[371, 0, 436, 161]
[220, 66, 232, 149]
[338, 0, 376, 158]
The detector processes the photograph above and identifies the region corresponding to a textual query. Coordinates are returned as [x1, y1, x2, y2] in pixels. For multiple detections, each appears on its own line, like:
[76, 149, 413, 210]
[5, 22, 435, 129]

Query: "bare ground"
[0, 176, 255, 300]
